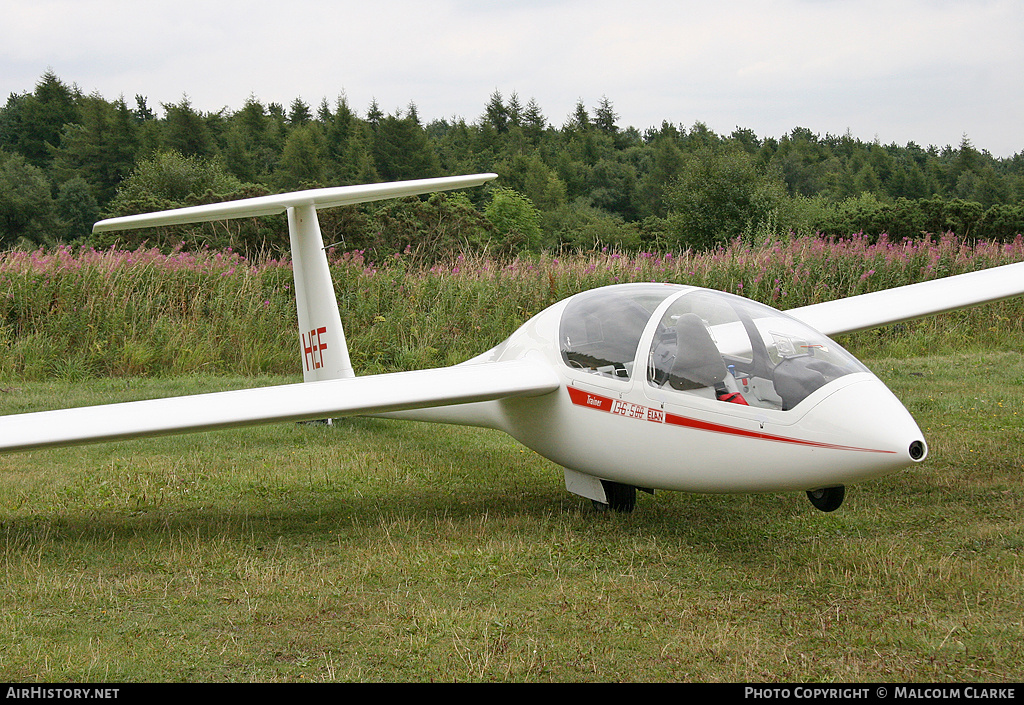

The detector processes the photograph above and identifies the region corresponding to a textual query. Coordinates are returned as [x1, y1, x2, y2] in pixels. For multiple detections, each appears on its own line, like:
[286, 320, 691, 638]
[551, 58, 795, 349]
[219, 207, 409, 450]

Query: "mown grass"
[0, 350, 1021, 682]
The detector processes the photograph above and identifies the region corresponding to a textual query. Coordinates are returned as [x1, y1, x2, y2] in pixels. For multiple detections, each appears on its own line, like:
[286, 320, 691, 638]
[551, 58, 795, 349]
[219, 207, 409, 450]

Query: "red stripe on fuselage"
[566, 386, 894, 454]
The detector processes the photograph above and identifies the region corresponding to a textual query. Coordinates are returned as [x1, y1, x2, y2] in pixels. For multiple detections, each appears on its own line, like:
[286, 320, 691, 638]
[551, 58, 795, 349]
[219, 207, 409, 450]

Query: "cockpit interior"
[559, 285, 869, 411]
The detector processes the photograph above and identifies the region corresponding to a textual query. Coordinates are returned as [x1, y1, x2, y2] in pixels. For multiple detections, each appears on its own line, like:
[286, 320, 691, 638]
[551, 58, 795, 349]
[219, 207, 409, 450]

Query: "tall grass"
[2, 233, 1023, 381]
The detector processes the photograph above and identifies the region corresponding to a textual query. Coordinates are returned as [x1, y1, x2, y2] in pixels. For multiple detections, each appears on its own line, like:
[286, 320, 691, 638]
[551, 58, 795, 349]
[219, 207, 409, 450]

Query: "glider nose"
[802, 375, 928, 480]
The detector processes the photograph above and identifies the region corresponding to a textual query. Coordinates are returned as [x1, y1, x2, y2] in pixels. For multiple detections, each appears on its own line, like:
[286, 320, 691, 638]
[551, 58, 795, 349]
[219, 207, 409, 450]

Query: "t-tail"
[93, 174, 498, 382]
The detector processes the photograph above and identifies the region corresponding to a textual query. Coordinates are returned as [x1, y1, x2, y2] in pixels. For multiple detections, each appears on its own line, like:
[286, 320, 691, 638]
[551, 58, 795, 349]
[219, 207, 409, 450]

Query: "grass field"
[0, 349, 1022, 682]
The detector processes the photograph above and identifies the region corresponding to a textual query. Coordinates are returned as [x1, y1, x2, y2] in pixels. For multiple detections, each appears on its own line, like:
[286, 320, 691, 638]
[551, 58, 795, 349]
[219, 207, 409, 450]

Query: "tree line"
[2, 71, 1023, 258]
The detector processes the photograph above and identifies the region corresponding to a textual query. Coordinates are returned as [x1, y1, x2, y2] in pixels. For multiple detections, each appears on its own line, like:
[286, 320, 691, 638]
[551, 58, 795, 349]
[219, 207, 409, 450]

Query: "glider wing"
[92, 173, 497, 232]
[786, 260, 1024, 336]
[0, 360, 559, 454]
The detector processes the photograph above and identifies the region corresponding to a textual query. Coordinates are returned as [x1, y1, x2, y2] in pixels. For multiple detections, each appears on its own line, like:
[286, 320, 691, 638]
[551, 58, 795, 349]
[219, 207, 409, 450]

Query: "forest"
[2, 70, 1023, 259]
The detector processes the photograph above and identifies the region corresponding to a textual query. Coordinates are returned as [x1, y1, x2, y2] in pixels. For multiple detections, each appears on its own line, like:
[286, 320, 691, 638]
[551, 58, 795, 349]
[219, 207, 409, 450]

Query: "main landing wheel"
[806, 485, 845, 512]
[592, 480, 637, 513]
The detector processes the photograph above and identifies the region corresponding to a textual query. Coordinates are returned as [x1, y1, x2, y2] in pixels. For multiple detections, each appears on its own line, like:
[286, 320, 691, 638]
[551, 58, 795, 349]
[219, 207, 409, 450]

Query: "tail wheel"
[592, 480, 637, 513]
[806, 486, 845, 512]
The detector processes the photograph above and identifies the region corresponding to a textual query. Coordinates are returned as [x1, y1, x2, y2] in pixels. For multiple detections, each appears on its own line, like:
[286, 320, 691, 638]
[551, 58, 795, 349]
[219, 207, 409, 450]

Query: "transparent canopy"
[559, 285, 680, 381]
[560, 286, 868, 410]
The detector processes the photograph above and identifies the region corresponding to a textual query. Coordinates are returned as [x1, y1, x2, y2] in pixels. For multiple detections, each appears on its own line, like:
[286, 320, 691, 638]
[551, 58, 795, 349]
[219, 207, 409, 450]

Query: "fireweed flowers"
[2, 233, 1022, 378]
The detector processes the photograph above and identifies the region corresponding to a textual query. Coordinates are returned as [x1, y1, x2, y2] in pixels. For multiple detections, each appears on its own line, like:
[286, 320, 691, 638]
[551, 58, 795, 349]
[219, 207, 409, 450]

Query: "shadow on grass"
[0, 481, 821, 561]
[0, 415, 889, 563]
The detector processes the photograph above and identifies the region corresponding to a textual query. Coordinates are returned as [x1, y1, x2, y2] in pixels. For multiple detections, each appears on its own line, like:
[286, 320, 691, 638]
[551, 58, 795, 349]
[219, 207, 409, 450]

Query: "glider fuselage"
[392, 283, 928, 494]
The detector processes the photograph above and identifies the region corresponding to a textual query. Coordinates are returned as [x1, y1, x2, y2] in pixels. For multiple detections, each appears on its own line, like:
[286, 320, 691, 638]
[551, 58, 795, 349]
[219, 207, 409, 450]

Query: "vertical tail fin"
[288, 204, 353, 382]
[93, 173, 498, 380]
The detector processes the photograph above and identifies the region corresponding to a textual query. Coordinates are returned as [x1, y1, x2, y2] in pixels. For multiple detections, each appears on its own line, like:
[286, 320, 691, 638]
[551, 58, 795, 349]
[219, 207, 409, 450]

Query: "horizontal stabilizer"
[0, 360, 558, 454]
[94, 173, 497, 233]
[787, 261, 1024, 336]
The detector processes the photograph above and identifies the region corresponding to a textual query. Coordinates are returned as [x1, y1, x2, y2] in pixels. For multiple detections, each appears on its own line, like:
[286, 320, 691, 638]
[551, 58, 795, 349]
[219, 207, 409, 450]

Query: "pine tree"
[288, 98, 312, 126]
[484, 90, 509, 134]
[372, 111, 439, 181]
[0, 71, 81, 167]
[162, 97, 214, 158]
[593, 96, 618, 134]
[50, 94, 139, 204]
[277, 124, 325, 188]
[566, 99, 590, 132]
[523, 99, 546, 144]
[366, 99, 383, 127]
[506, 92, 523, 127]
[132, 95, 156, 123]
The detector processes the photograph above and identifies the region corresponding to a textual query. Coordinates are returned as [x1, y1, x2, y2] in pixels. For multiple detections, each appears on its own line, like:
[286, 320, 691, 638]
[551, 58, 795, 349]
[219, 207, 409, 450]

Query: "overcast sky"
[3, 0, 1022, 157]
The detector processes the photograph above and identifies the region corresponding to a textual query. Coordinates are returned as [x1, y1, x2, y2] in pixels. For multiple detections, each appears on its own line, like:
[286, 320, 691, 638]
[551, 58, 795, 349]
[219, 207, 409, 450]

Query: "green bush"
[93, 151, 277, 254]
[484, 187, 543, 252]
[664, 146, 786, 250]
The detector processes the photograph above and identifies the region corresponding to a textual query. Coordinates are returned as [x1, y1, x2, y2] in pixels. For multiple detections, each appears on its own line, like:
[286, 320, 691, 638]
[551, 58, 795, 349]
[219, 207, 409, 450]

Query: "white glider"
[3, 173, 1023, 513]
